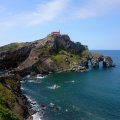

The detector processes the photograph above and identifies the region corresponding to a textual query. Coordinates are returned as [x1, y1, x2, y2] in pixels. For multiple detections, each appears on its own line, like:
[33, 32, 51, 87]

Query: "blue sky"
[0, 0, 120, 49]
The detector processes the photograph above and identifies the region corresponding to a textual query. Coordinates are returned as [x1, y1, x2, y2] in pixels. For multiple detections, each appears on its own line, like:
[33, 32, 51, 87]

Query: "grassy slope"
[0, 42, 30, 52]
[0, 76, 20, 120]
[51, 50, 88, 70]
[0, 83, 20, 120]
[0, 107, 19, 120]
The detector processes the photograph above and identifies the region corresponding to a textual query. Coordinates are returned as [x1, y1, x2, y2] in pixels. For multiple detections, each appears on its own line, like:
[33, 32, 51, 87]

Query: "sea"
[1, 50, 120, 120]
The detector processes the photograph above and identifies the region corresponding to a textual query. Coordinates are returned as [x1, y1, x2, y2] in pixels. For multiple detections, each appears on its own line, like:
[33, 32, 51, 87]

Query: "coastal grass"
[1, 75, 20, 89]
[0, 83, 16, 107]
[52, 50, 81, 69]
[0, 83, 20, 120]
[0, 42, 30, 52]
[52, 54, 70, 69]
[0, 104, 20, 120]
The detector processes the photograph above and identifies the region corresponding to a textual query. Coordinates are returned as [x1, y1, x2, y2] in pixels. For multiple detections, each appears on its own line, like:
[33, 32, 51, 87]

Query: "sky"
[0, 0, 120, 50]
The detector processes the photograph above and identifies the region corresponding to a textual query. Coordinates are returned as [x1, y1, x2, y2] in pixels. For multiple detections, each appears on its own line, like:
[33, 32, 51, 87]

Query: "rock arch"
[89, 55, 115, 68]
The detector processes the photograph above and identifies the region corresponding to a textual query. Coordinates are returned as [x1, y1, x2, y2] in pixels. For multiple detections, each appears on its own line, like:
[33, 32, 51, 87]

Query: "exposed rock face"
[0, 33, 115, 120]
[50, 35, 88, 54]
[0, 74, 33, 120]
[90, 55, 114, 68]
[103, 56, 114, 68]
[0, 45, 32, 69]
[0, 34, 87, 76]
[71, 64, 87, 72]
[0, 33, 114, 76]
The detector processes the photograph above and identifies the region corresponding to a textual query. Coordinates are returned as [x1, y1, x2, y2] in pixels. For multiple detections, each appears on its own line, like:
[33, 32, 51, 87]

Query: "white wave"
[65, 80, 75, 83]
[31, 100, 37, 105]
[48, 84, 60, 90]
[27, 79, 42, 84]
[28, 80, 34, 83]
[26, 95, 37, 106]
[49, 102, 55, 107]
[25, 95, 33, 103]
[36, 74, 46, 79]
[24, 95, 43, 120]
[25, 95, 40, 110]
[26, 75, 31, 78]
[20, 80, 25, 83]
[36, 76, 44, 79]
[32, 112, 42, 120]
[21, 86, 25, 90]
[24, 74, 46, 80]
[65, 109, 68, 112]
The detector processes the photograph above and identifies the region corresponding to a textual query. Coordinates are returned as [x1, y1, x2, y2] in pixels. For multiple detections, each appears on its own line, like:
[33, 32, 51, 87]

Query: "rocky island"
[0, 32, 115, 120]
[0, 32, 115, 76]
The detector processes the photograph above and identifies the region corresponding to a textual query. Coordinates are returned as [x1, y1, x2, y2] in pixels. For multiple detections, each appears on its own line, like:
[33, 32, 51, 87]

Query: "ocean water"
[21, 50, 120, 120]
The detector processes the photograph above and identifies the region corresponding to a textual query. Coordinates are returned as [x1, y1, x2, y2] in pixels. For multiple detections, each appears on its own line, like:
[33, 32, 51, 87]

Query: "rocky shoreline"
[0, 33, 115, 120]
[0, 74, 36, 120]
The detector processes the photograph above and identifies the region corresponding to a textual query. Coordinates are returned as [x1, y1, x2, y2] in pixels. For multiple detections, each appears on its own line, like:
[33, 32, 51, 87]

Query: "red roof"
[51, 32, 60, 35]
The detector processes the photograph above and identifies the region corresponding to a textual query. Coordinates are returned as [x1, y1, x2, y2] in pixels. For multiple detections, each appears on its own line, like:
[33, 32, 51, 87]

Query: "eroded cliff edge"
[0, 74, 34, 120]
[0, 33, 115, 77]
[0, 33, 115, 120]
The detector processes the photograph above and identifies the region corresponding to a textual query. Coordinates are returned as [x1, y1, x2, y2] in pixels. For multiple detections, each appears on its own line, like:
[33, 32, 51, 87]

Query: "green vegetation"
[51, 50, 81, 69]
[81, 50, 90, 57]
[0, 42, 29, 52]
[0, 103, 20, 120]
[0, 77, 20, 120]
[91, 53, 103, 58]
[0, 83, 16, 107]
[52, 54, 69, 69]
[1, 75, 20, 90]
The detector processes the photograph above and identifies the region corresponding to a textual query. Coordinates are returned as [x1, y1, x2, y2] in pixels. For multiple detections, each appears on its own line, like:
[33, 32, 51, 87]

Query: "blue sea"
[21, 50, 120, 120]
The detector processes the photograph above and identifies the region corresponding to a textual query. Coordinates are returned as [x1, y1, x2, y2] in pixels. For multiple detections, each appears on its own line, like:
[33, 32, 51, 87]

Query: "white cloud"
[0, 0, 69, 30]
[75, 0, 120, 19]
[1, 0, 120, 31]
[26, 0, 69, 26]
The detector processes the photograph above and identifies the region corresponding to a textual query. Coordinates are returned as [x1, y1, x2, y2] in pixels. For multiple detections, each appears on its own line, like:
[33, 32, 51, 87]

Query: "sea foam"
[32, 112, 42, 120]
[27, 79, 42, 83]
[65, 80, 75, 83]
[48, 84, 60, 90]
[36, 74, 46, 79]
[25, 95, 42, 120]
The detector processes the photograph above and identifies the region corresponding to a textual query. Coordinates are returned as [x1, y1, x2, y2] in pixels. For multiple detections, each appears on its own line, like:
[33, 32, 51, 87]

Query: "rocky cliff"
[0, 33, 115, 77]
[0, 34, 88, 76]
[0, 44, 32, 69]
[0, 33, 115, 120]
[0, 74, 34, 120]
